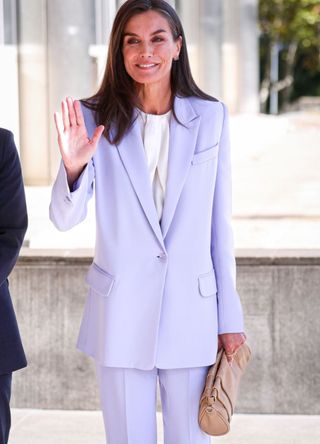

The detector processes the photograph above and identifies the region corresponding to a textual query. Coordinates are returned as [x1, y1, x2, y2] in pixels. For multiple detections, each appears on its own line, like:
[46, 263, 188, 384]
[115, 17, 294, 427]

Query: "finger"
[54, 112, 67, 158]
[232, 338, 245, 355]
[91, 125, 105, 146]
[225, 353, 234, 366]
[224, 349, 234, 358]
[224, 343, 235, 353]
[66, 96, 77, 127]
[61, 100, 69, 131]
[74, 100, 85, 126]
[238, 334, 246, 346]
[54, 111, 64, 137]
[227, 333, 245, 348]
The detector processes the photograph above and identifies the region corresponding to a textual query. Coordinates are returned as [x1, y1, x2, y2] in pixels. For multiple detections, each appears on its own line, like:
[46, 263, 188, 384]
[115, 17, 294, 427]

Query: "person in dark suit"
[0, 128, 28, 444]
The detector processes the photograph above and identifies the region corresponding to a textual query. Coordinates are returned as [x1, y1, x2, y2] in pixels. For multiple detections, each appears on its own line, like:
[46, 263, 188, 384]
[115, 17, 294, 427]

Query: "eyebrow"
[123, 29, 167, 37]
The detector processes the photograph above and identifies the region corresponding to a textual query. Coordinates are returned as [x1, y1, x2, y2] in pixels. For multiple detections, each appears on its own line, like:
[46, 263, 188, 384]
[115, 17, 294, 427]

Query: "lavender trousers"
[95, 364, 212, 444]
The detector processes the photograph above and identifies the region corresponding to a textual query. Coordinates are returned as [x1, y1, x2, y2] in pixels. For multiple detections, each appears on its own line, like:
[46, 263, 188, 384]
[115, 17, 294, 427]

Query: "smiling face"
[122, 10, 182, 89]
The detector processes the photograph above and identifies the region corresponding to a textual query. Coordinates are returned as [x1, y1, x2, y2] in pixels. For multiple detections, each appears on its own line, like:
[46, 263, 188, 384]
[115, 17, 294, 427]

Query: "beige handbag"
[198, 342, 251, 436]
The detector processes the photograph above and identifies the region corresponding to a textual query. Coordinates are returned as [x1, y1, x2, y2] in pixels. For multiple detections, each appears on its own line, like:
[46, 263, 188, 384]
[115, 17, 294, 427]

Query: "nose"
[139, 41, 153, 59]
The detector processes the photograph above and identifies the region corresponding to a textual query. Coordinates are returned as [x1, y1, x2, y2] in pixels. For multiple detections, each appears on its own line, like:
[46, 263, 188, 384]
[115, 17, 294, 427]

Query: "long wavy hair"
[82, 0, 217, 145]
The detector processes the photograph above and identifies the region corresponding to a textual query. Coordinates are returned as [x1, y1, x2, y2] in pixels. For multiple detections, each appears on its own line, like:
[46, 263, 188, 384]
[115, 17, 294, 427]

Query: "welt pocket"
[198, 268, 217, 297]
[85, 262, 115, 297]
[191, 143, 219, 165]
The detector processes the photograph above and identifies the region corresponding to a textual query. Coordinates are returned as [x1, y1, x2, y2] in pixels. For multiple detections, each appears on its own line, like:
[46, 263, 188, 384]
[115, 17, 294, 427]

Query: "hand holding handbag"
[198, 341, 251, 436]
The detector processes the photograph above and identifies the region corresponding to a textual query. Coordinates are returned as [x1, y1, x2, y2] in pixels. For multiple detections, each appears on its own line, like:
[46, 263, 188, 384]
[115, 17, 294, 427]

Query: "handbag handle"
[203, 348, 224, 397]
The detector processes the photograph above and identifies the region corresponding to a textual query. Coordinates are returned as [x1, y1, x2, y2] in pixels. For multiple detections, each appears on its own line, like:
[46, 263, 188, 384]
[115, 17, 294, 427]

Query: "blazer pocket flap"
[86, 262, 115, 297]
[191, 143, 219, 165]
[198, 269, 217, 297]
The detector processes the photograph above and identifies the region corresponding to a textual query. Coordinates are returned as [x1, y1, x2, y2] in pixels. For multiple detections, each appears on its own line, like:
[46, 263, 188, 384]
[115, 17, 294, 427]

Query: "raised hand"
[218, 332, 247, 366]
[54, 96, 104, 186]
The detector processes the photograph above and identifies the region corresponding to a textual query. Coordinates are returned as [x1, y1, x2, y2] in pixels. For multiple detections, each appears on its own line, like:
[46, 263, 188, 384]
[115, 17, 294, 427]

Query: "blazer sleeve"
[49, 159, 95, 231]
[0, 130, 28, 286]
[210, 102, 244, 334]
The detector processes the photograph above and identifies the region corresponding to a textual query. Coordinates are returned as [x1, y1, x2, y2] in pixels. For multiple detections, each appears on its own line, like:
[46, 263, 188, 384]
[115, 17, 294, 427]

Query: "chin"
[134, 75, 162, 85]
[131, 71, 170, 86]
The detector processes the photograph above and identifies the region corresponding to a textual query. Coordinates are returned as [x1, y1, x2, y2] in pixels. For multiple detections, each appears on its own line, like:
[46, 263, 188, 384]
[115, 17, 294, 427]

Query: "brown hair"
[82, 0, 217, 144]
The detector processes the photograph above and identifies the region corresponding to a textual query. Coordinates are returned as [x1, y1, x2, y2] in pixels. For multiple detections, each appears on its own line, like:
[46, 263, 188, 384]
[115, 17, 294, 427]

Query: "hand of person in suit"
[218, 332, 247, 366]
[54, 96, 105, 187]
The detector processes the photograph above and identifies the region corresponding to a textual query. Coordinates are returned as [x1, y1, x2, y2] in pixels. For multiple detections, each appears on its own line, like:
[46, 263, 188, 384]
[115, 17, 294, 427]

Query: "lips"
[135, 63, 159, 69]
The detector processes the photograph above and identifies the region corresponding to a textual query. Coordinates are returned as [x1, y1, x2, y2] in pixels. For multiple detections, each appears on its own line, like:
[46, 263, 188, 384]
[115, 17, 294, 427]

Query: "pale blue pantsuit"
[50, 96, 244, 443]
[96, 364, 211, 444]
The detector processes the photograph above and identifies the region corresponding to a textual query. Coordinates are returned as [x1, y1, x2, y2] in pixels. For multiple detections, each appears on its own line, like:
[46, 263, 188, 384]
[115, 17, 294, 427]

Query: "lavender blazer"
[49, 96, 244, 370]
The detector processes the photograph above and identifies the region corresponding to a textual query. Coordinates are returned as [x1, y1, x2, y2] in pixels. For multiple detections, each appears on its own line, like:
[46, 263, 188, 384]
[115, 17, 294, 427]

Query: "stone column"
[222, 0, 259, 113]
[95, 0, 117, 43]
[198, 0, 223, 98]
[178, 0, 201, 85]
[17, 0, 96, 184]
[0, 0, 3, 44]
[0, 0, 20, 141]
[17, 0, 49, 184]
[47, 0, 96, 182]
[222, 0, 241, 113]
[237, 0, 259, 113]
[176, 0, 223, 99]
[89, 0, 117, 88]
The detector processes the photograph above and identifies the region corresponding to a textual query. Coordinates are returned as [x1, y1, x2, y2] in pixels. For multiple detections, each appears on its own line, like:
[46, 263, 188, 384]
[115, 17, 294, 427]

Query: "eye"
[152, 36, 164, 43]
[126, 38, 140, 45]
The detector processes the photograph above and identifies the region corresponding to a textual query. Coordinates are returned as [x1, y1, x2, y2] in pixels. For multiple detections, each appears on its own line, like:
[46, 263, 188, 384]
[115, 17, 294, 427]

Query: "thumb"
[91, 125, 105, 147]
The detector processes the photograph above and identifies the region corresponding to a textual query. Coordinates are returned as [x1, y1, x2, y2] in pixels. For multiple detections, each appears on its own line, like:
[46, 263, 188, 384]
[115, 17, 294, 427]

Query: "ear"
[175, 35, 182, 58]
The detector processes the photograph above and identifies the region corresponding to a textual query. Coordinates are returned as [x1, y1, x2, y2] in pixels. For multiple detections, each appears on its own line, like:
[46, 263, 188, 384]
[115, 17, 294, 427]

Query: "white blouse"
[136, 109, 172, 222]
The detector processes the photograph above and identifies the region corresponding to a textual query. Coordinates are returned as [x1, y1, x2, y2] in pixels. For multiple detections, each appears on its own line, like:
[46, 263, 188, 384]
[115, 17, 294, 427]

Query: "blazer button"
[157, 252, 167, 260]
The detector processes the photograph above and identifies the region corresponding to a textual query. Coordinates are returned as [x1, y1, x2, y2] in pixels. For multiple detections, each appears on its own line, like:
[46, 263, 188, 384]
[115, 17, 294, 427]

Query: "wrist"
[65, 164, 86, 189]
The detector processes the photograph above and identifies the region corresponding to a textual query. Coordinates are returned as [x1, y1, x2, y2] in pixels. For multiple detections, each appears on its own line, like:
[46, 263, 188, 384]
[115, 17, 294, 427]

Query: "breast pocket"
[85, 262, 115, 297]
[191, 143, 219, 166]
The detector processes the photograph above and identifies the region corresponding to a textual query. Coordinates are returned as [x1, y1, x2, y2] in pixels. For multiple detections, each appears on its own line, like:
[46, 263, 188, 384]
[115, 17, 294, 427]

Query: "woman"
[50, 0, 247, 443]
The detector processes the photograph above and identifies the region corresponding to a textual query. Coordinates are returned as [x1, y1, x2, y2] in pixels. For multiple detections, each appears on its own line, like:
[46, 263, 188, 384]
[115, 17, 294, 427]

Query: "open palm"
[54, 97, 104, 185]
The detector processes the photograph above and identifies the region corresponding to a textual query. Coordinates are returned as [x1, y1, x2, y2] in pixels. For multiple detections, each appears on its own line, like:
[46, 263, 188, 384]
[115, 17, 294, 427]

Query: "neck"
[136, 81, 172, 115]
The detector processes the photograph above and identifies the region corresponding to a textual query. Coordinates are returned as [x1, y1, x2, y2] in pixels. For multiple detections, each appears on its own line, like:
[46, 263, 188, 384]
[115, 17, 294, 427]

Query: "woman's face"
[122, 10, 182, 88]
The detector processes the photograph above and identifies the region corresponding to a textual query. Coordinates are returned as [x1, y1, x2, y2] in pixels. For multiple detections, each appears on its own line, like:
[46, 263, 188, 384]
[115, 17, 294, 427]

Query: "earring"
[174, 54, 179, 61]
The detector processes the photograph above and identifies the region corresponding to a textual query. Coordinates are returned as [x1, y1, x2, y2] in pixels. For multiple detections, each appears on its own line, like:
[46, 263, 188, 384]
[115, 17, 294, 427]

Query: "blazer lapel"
[116, 97, 200, 247]
[116, 115, 165, 249]
[160, 96, 200, 238]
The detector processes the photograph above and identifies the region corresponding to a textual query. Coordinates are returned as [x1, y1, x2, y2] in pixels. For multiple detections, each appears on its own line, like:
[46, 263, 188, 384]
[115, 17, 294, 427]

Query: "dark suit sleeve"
[0, 130, 28, 286]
